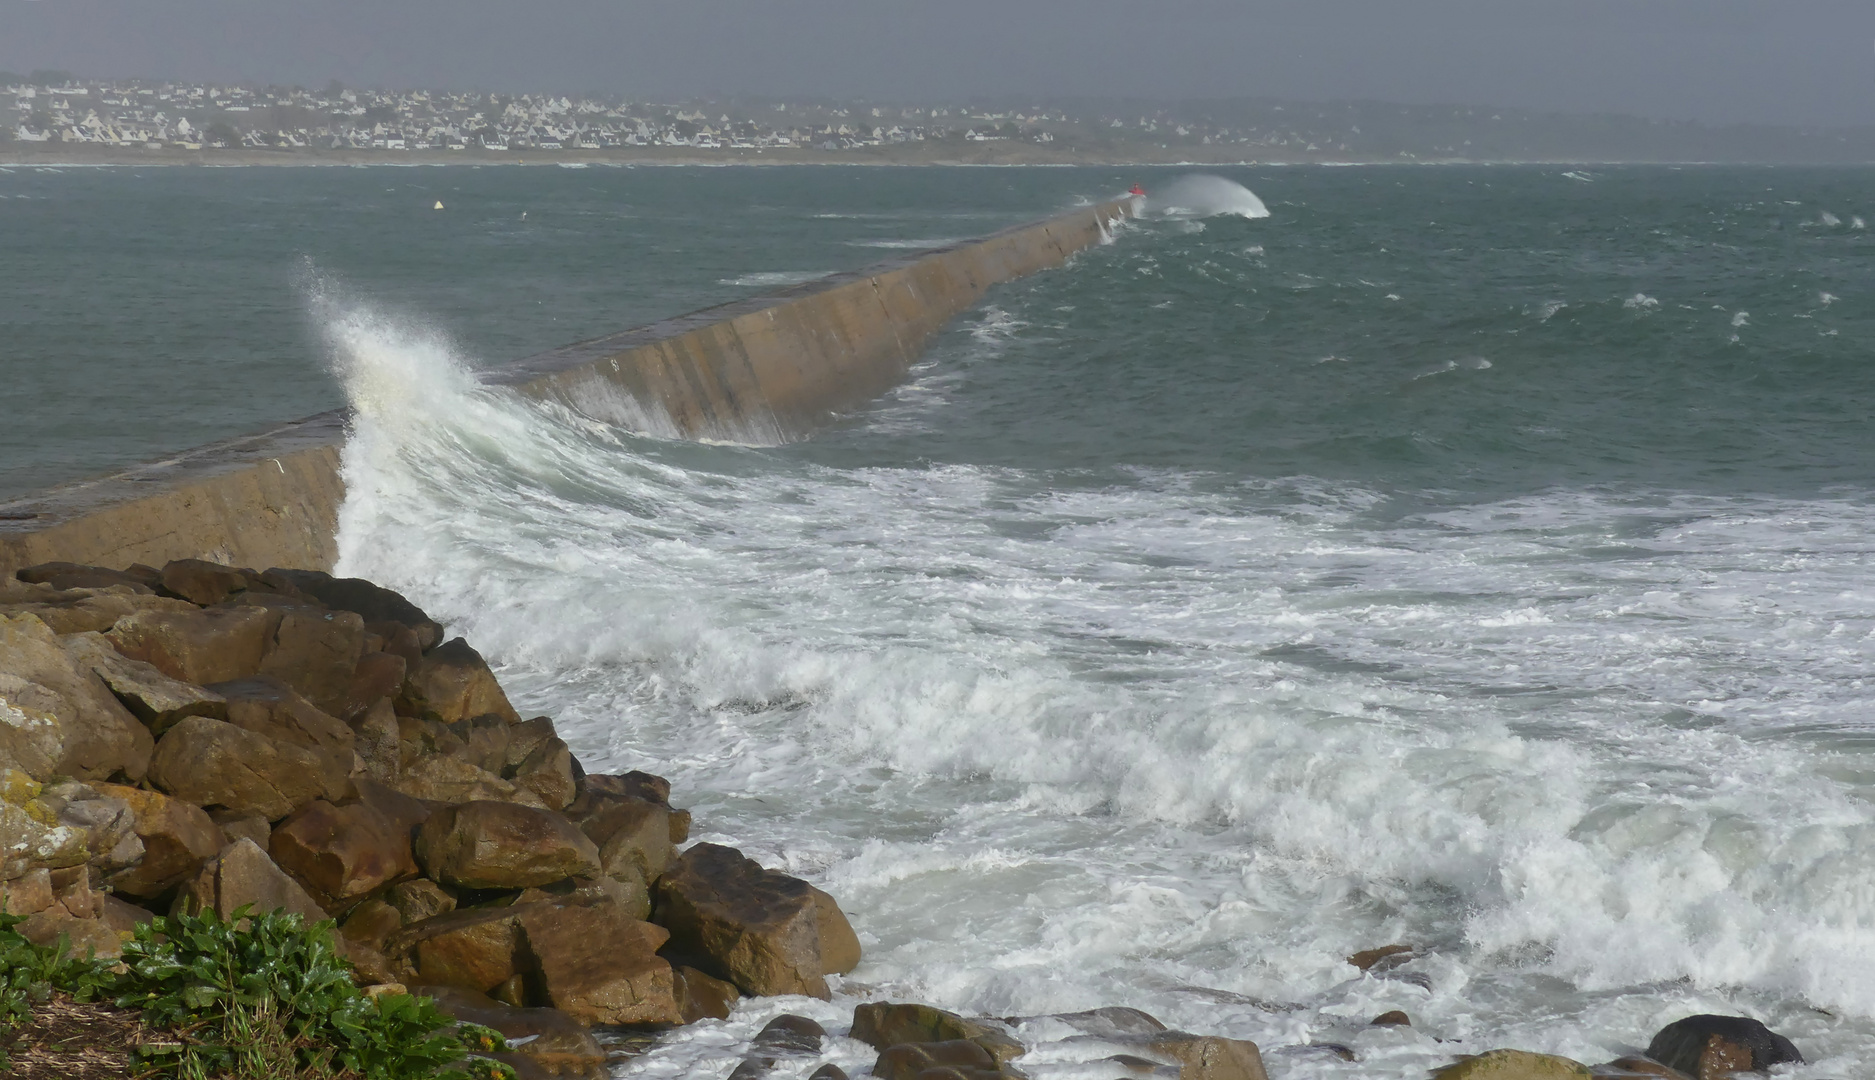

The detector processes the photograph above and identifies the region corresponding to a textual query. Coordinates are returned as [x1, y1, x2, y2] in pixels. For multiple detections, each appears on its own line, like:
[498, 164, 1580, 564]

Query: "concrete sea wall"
[0, 198, 1133, 578]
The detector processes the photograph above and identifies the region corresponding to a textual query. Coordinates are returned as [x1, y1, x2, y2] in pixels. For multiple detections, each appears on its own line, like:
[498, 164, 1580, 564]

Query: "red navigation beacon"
[1129, 183, 1147, 196]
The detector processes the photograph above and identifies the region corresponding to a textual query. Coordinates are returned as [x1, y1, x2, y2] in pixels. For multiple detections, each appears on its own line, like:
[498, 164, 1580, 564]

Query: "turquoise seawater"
[9, 165, 1875, 1078]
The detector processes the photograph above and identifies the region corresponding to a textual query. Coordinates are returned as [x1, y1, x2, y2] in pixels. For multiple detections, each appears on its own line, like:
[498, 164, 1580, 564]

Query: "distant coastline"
[6, 143, 1871, 168]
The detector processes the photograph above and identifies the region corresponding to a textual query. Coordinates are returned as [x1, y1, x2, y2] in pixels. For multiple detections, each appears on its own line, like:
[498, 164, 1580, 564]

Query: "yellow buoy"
[434, 200, 444, 210]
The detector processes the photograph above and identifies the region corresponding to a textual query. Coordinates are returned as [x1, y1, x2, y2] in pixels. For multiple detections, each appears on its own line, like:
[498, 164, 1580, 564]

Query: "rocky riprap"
[0, 560, 1814, 1080]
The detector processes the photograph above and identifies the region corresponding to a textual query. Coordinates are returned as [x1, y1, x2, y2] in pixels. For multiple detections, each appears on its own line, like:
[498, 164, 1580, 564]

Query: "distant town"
[6, 69, 1874, 165]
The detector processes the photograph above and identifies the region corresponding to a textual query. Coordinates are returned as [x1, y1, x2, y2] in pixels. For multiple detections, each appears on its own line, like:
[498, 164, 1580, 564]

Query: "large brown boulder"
[873, 1040, 1009, 1080]
[575, 793, 673, 884]
[175, 837, 327, 922]
[652, 843, 831, 999]
[61, 631, 227, 733]
[811, 887, 861, 975]
[398, 638, 519, 725]
[211, 676, 355, 798]
[415, 801, 601, 890]
[390, 906, 529, 992]
[515, 900, 682, 1026]
[1643, 1016, 1803, 1080]
[416, 984, 607, 1080]
[673, 965, 741, 1023]
[107, 605, 277, 686]
[147, 715, 337, 820]
[1, 868, 55, 916]
[90, 782, 223, 898]
[269, 798, 418, 911]
[260, 569, 444, 652]
[0, 612, 153, 783]
[255, 605, 367, 716]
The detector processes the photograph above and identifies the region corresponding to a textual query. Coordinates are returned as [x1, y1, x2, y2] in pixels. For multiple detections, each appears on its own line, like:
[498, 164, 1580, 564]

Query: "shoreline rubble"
[0, 559, 1811, 1080]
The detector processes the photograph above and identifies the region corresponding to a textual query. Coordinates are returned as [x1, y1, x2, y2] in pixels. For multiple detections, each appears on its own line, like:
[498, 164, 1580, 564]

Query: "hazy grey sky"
[3, 1, 1872, 127]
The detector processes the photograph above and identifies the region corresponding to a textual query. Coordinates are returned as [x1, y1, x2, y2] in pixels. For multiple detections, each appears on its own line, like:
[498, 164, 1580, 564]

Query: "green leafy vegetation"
[0, 906, 516, 1080]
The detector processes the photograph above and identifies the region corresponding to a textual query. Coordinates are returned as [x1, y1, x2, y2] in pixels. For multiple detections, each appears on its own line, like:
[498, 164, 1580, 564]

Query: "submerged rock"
[851, 1002, 1024, 1064]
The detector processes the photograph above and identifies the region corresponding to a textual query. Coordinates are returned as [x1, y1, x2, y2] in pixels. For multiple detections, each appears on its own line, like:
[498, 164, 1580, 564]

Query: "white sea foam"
[1732, 311, 1750, 328]
[1822, 211, 1843, 227]
[718, 270, 831, 288]
[1147, 175, 1271, 220]
[322, 297, 1875, 1078]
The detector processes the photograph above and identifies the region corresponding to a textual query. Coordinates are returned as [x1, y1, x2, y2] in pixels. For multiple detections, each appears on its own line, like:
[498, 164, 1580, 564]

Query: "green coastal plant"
[1, 905, 513, 1079]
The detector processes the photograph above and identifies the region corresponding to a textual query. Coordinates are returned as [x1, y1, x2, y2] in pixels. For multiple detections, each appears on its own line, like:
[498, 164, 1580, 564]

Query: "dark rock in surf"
[1643, 1015, 1802, 1079]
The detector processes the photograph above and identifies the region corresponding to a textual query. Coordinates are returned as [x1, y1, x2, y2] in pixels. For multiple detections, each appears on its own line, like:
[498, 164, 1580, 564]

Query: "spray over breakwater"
[327, 168, 1875, 1078]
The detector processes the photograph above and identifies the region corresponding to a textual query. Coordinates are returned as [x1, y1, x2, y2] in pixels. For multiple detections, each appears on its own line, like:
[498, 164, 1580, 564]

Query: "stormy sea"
[6, 163, 1874, 1077]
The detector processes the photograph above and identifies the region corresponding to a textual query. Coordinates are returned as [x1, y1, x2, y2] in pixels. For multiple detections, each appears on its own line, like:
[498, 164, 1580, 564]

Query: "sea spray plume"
[1148, 175, 1271, 220]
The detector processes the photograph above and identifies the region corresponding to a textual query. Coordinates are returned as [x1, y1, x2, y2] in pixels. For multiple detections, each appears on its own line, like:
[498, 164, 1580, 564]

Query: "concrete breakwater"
[0, 198, 1134, 579]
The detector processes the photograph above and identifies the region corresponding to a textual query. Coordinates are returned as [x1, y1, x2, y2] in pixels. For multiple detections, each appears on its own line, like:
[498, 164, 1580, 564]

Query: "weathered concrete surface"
[0, 198, 1133, 578]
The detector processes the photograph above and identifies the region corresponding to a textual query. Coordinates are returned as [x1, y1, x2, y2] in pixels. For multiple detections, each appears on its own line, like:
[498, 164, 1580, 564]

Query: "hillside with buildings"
[6, 70, 1874, 164]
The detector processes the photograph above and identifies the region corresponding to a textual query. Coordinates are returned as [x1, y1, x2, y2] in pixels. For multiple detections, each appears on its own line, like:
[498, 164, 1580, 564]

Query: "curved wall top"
[0, 197, 1135, 577]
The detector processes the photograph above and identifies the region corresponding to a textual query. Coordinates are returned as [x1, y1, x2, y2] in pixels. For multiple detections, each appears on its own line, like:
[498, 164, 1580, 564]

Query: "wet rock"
[1, 867, 55, 915]
[1100, 1055, 1173, 1077]
[90, 782, 223, 898]
[416, 984, 607, 1080]
[1, 611, 154, 782]
[415, 801, 602, 890]
[174, 837, 327, 922]
[850, 1002, 1023, 1065]
[1591, 1058, 1691, 1080]
[1371, 1011, 1411, 1027]
[653, 843, 831, 999]
[1348, 944, 1416, 973]
[148, 714, 335, 820]
[810, 886, 861, 976]
[386, 878, 457, 924]
[392, 906, 528, 993]
[1433, 1050, 1592, 1079]
[257, 605, 367, 716]
[1050, 1007, 1168, 1037]
[269, 798, 419, 911]
[261, 569, 444, 652]
[398, 638, 520, 725]
[36, 781, 143, 876]
[107, 604, 278, 686]
[517, 873, 651, 922]
[753, 1014, 825, 1054]
[669, 808, 692, 844]
[1643, 1016, 1802, 1080]
[579, 771, 671, 806]
[575, 792, 673, 885]
[16, 562, 161, 593]
[503, 717, 558, 768]
[61, 631, 227, 732]
[1133, 1034, 1270, 1080]
[343, 652, 407, 722]
[672, 964, 741, 1023]
[808, 1067, 848, 1080]
[874, 1039, 1009, 1080]
[348, 777, 432, 838]
[515, 899, 681, 1026]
